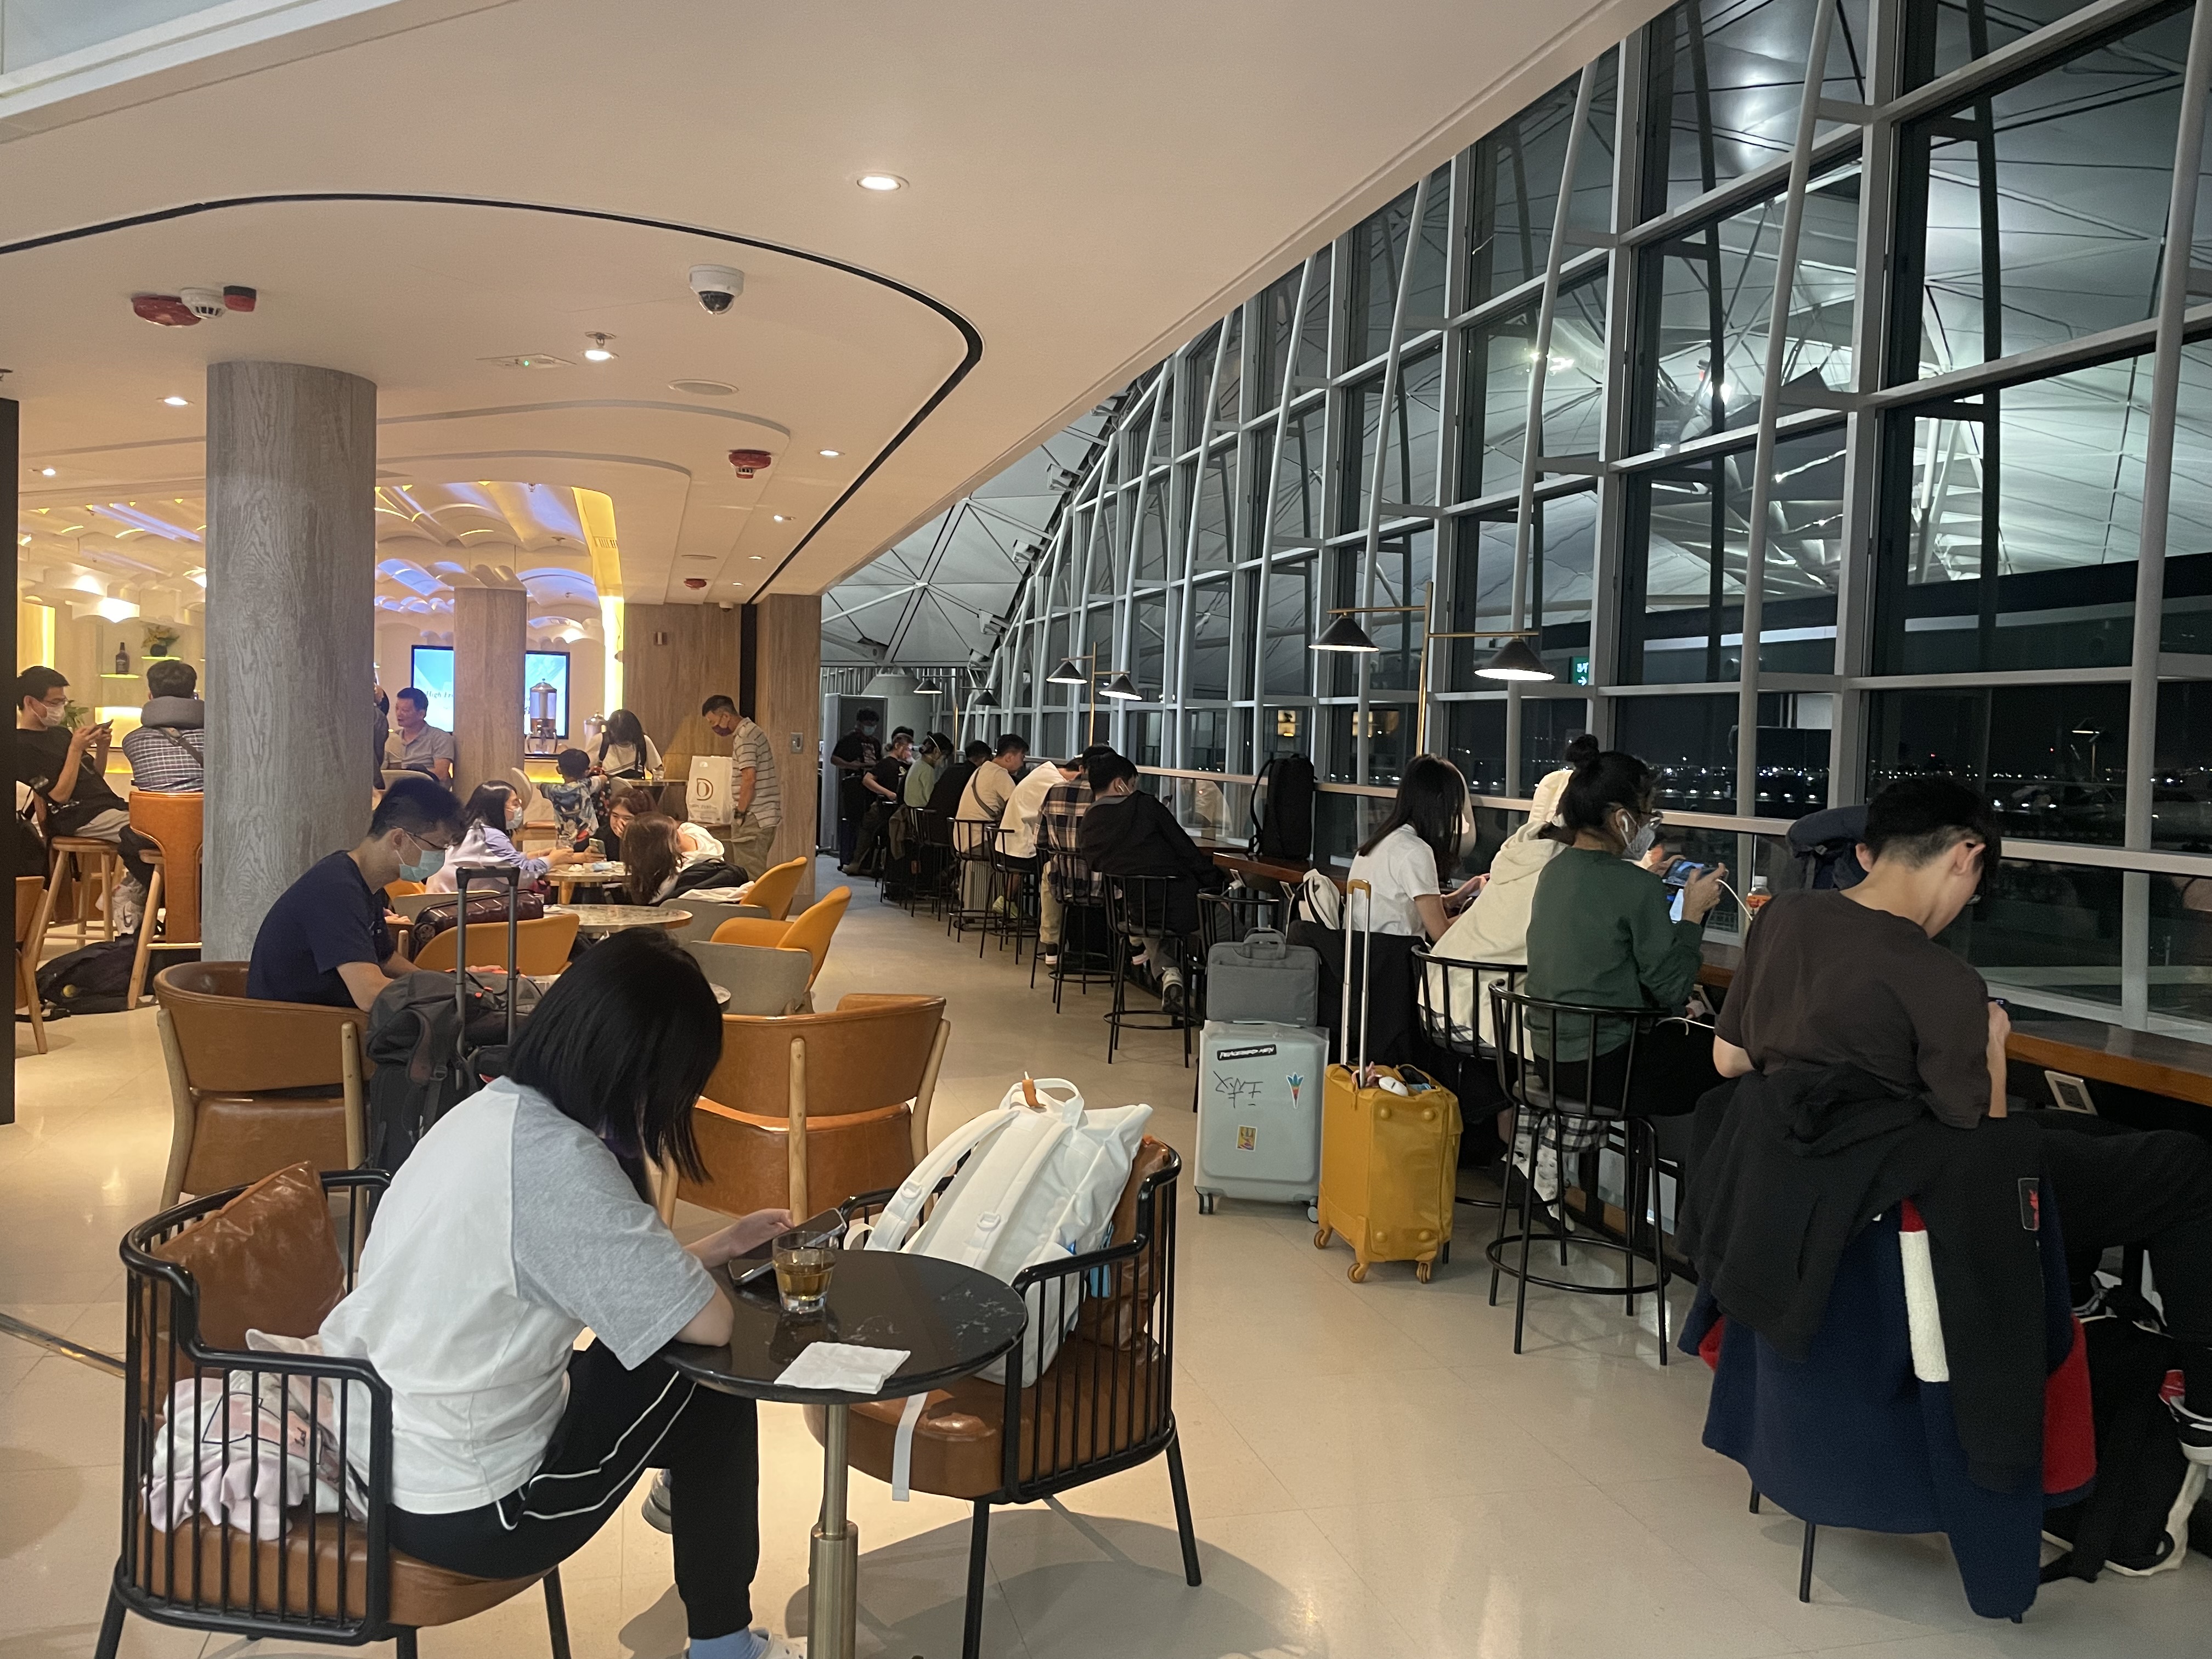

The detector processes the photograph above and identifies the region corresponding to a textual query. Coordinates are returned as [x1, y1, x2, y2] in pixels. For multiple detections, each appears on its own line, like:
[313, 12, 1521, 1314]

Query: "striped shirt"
[731, 718, 781, 828]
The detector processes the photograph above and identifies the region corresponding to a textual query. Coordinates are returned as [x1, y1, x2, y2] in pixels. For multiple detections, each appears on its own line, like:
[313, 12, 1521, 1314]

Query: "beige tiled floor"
[5, 857, 2210, 1657]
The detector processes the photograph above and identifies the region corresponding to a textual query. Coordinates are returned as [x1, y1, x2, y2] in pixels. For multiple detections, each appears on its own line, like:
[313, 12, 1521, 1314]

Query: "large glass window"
[1469, 55, 1617, 304]
[1345, 168, 1451, 366]
[1894, 4, 2197, 378]
[1261, 558, 1314, 693]
[1866, 682, 2129, 844]
[1641, 0, 1872, 216]
[1901, 0, 2108, 88]
[1269, 404, 1327, 545]
[1457, 279, 1607, 502]
[1192, 446, 1237, 570]
[1450, 493, 1597, 683]
[1341, 351, 1443, 532]
[1637, 168, 1860, 449]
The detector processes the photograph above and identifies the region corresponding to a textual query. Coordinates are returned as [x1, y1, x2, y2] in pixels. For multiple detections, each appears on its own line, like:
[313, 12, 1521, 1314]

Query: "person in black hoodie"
[1077, 752, 1223, 1012]
[925, 740, 988, 822]
[1692, 775, 2212, 1471]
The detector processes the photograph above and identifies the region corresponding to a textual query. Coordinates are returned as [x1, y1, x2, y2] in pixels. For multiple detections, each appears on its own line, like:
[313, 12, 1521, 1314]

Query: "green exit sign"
[1570, 655, 1591, 686]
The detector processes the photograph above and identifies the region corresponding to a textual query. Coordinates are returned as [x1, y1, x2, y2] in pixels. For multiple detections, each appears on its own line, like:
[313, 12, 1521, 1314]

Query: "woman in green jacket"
[1524, 748, 1729, 1120]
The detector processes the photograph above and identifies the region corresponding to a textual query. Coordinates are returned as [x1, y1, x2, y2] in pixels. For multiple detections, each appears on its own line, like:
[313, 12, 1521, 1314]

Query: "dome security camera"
[689, 264, 745, 315]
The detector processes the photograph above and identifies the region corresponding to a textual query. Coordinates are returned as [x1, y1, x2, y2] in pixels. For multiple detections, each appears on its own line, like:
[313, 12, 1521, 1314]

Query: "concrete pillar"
[204, 362, 377, 961]
[452, 576, 527, 800]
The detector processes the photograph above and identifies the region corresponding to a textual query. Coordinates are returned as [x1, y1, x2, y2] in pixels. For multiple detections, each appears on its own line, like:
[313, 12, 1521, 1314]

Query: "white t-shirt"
[1346, 823, 1442, 937]
[319, 1077, 714, 1513]
[999, 765, 1066, 859]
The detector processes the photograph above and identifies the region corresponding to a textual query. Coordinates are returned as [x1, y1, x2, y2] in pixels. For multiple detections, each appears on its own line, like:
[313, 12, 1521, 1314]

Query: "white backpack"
[864, 1077, 1152, 1498]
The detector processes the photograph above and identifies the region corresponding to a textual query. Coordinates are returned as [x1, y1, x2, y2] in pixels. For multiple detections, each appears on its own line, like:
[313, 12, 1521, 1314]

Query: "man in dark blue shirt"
[249, 777, 463, 1008]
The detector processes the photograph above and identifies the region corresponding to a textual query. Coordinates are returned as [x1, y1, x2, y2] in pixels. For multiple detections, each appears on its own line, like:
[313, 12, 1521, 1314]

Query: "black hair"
[1864, 775, 2002, 873]
[929, 731, 955, 755]
[855, 707, 880, 725]
[891, 724, 914, 740]
[556, 747, 591, 780]
[461, 781, 518, 834]
[1564, 732, 1599, 769]
[701, 695, 736, 716]
[1088, 752, 1140, 792]
[16, 665, 66, 708]
[368, 774, 462, 839]
[995, 732, 1029, 758]
[373, 687, 389, 715]
[1080, 743, 1118, 761]
[503, 926, 720, 1193]
[598, 708, 646, 764]
[395, 687, 428, 713]
[964, 739, 992, 761]
[1357, 754, 1469, 879]
[1558, 749, 1658, 838]
[146, 659, 198, 699]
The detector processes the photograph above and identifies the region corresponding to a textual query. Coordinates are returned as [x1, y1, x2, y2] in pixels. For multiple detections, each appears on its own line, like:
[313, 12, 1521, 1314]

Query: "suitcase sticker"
[1237, 1125, 1257, 1151]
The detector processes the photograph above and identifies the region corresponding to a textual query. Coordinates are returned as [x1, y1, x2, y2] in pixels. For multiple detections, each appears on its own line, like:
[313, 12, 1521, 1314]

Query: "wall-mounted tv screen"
[405, 645, 571, 737]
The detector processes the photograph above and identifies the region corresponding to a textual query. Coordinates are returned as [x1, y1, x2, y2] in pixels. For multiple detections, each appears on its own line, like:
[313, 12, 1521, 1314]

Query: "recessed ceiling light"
[772, 514, 787, 522]
[163, 395, 189, 406]
[582, 333, 616, 362]
[38, 467, 55, 477]
[819, 449, 840, 458]
[669, 379, 737, 397]
[856, 173, 907, 192]
[750, 554, 764, 561]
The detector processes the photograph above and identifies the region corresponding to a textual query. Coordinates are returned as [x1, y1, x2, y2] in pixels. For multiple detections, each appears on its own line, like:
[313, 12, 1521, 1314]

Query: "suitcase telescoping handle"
[454, 862, 524, 1048]
[1340, 878, 1372, 1079]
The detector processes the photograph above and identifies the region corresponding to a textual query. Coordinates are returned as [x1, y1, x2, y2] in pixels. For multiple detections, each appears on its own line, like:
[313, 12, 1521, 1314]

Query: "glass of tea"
[771, 1229, 837, 1314]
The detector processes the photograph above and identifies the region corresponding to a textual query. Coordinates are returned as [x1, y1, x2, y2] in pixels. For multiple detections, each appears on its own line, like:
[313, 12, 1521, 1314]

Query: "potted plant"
[142, 622, 182, 658]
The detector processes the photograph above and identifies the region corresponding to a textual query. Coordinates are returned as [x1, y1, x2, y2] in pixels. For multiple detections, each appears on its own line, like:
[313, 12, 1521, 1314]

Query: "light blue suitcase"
[1194, 1019, 1329, 1216]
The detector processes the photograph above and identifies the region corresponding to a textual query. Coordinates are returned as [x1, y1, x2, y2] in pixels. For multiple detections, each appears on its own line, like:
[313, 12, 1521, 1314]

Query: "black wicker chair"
[101, 1170, 571, 1659]
[1411, 945, 1524, 1219]
[1101, 873, 1195, 1065]
[823, 1143, 1198, 1659]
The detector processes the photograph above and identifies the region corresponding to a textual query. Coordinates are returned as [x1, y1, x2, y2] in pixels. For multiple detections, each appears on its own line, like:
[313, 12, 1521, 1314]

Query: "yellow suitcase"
[1313, 881, 1462, 1283]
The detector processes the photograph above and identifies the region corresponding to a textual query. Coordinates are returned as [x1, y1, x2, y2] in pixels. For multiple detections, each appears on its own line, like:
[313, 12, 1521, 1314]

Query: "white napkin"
[774, 1342, 911, 1394]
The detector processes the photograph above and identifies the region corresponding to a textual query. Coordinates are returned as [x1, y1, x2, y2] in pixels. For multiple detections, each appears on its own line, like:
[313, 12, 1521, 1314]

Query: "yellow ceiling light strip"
[573, 487, 624, 715]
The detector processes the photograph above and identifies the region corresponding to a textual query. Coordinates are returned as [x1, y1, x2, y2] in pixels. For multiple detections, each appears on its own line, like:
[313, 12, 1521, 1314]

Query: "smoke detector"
[180, 288, 226, 320]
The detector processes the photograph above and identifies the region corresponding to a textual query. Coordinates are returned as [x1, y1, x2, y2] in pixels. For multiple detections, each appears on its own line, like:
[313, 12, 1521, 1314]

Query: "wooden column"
[452, 579, 526, 800]
[621, 602, 742, 755]
[204, 362, 377, 960]
[752, 594, 822, 907]
[4, 394, 15, 1124]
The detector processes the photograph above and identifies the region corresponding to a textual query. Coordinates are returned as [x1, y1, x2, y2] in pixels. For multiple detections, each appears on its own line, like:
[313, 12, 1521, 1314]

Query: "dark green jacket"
[1524, 845, 1706, 1057]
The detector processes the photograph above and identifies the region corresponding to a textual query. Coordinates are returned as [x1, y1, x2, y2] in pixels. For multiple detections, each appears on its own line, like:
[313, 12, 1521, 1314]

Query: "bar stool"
[1412, 945, 1523, 1221]
[37, 835, 124, 952]
[986, 827, 1040, 961]
[1486, 986, 1673, 1363]
[1034, 849, 1110, 1002]
[947, 819, 998, 949]
[1102, 872, 1193, 1066]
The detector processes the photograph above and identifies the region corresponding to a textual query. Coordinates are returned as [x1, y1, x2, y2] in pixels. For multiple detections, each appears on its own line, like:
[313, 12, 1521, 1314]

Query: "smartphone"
[1662, 860, 1712, 890]
[729, 1207, 847, 1289]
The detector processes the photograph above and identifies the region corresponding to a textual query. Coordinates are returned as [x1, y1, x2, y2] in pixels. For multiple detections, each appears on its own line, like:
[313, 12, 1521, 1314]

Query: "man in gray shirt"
[386, 686, 458, 784]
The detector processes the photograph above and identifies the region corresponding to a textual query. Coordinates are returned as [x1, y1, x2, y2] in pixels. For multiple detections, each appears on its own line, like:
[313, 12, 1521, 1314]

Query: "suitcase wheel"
[1196, 1192, 1216, 1216]
[1415, 1259, 1435, 1284]
[1313, 1224, 1333, 1250]
[1307, 1202, 1319, 1224]
[1348, 1260, 1368, 1284]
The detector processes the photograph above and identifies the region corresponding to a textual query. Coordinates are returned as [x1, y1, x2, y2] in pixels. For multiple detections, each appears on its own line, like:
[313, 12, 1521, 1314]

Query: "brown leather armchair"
[152, 963, 368, 1207]
[127, 791, 205, 1006]
[658, 993, 947, 1222]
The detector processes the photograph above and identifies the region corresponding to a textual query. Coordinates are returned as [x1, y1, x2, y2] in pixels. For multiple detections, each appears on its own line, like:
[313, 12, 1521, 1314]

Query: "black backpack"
[1251, 754, 1317, 862]
[36, 935, 163, 1016]
[362, 971, 522, 1171]
[2042, 1283, 2209, 1581]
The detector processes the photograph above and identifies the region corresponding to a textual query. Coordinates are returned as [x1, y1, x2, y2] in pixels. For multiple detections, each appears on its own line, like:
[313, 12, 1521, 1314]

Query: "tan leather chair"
[410, 911, 580, 974]
[710, 885, 850, 986]
[15, 873, 47, 1054]
[151, 963, 368, 1207]
[127, 791, 205, 1006]
[658, 993, 947, 1222]
[111, 1164, 569, 1659]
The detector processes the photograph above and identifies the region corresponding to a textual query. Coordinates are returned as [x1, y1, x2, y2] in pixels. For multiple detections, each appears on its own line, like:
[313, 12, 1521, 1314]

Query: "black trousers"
[116, 825, 156, 896]
[2039, 1114, 2212, 1352]
[391, 1341, 759, 1640]
[848, 799, 899, 872]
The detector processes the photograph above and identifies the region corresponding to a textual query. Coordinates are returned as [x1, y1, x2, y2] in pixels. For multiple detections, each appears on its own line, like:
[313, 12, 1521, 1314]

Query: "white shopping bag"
[687, 755, 735, 823]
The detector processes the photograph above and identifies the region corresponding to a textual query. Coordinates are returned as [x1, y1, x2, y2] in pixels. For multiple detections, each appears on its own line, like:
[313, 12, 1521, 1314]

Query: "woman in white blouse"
[1345, 755, 1484, 940]
[594, 708, 663, 781]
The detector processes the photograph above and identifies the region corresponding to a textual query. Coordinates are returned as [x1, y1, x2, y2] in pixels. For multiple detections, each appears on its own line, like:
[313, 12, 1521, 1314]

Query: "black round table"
[664, 1251, 1028, 1659]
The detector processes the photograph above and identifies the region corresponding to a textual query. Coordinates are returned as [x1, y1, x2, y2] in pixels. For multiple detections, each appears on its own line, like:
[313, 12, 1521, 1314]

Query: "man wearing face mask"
[248, 775, 464, 1009]
[1525, 747, 1729, 1126]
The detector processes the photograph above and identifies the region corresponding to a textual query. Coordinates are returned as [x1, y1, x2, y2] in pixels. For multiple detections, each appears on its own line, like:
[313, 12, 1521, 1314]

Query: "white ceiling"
[2, 0, 1666, 603]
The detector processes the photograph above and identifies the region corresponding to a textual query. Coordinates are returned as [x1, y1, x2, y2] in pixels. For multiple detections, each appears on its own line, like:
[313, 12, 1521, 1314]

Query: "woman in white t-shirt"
[319, 929, 797, 1659]
[1345, 754, 1484, 939]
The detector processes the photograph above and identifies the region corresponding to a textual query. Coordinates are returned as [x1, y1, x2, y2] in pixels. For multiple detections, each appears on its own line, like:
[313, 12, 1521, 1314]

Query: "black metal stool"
[1035, 849, 1111, 1002]
[948, 817, 999, 949]
[986, 827, 1041, 961]
[1412, 945, 1523, 1220]
[1102, 872, 1194, 1065]
[1486, 986, 1674, 1362]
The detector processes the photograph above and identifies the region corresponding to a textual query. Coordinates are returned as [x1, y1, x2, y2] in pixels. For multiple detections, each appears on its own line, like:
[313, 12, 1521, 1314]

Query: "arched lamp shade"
[1475, 637, 1555, 682]
[1101, 674, 1142, 700]
[915, 679, 943, 695]
[862, 668, 918, 695]
[969, 689, 1000, 709]
[1046, 658, 1088, 685]
[1311, 613, 1380, 652]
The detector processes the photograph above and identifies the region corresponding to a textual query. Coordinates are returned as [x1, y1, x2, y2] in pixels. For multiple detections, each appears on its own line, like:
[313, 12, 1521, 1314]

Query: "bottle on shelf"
[115, 642, 130, 676]
[1745, 874, 1771, 918]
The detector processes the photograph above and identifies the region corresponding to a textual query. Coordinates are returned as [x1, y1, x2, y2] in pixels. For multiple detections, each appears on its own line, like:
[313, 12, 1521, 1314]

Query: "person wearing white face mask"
[1524, 747, 1730, 1128]
[429, 781, 560, 891]
[248, 776, 463, 1009]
